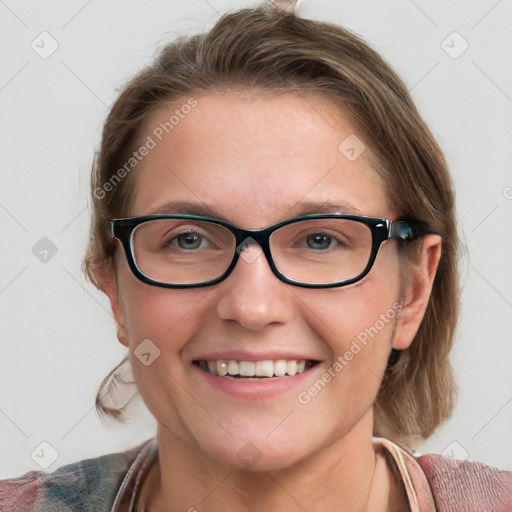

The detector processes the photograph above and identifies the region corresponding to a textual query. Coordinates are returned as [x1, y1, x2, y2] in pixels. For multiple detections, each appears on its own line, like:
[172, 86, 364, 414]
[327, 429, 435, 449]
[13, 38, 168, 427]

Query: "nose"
[216, 241, 293, 330]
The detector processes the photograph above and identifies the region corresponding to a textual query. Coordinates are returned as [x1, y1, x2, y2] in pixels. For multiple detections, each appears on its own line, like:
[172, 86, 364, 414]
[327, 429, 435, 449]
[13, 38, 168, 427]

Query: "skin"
[96, 91, 441, 511]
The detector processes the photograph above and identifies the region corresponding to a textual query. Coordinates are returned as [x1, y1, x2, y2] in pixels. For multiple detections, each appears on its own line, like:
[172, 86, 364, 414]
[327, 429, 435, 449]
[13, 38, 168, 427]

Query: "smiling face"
[105, 91, 420, 471]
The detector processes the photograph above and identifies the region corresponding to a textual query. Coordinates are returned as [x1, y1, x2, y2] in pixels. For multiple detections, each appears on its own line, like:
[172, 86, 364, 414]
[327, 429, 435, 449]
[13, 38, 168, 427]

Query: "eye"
[163, 230, 209, 250]
[306, 233, 337, 250]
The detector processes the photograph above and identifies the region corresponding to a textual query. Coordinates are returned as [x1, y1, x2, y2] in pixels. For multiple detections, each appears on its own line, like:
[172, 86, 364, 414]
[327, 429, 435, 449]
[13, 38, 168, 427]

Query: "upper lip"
[192, 351, 321, 362]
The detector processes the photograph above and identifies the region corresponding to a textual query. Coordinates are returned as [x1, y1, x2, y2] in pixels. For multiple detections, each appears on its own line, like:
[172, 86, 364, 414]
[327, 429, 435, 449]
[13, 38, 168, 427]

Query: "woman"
[1, 2, 511, 511]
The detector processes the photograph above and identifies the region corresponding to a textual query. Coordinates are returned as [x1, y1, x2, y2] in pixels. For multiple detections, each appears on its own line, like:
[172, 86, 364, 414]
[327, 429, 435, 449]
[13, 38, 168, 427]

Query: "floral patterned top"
[1, 436, 511, 511]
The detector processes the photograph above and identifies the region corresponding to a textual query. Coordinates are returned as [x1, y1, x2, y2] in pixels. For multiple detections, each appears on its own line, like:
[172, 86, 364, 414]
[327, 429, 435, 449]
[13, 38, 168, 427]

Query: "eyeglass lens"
[131, 218, 373, 285]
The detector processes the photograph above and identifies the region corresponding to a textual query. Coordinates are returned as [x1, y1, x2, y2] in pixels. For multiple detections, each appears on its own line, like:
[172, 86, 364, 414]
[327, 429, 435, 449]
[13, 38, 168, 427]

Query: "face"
[107, 91, 419, 471]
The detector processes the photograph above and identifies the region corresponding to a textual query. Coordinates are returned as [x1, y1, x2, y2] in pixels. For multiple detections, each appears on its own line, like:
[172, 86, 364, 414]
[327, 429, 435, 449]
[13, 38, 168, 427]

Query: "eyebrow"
[148, 199, 361, 220]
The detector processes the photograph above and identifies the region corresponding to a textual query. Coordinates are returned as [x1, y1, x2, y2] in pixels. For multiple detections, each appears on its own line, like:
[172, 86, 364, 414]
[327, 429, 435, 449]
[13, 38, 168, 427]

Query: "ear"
[92, 260, 130, 348]
[392, 234, 442, 350]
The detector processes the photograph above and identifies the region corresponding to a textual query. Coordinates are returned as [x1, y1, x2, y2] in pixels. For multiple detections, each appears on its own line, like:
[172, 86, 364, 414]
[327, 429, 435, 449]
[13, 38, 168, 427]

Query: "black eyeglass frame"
[110, 213, 437, 289]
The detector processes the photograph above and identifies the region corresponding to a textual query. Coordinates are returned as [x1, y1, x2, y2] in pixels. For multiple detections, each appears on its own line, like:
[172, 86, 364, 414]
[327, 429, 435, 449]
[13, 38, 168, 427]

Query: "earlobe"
[91, 261, 130, 348]
[392, 234, 442, 351]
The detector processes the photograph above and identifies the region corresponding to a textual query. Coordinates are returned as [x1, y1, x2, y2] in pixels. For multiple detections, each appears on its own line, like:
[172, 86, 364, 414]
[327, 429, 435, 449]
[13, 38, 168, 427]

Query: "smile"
[195, 359, 319, 379]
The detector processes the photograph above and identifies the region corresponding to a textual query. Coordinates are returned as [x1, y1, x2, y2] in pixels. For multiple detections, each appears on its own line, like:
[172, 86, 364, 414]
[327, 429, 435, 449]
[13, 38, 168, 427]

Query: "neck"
[143, 411, 393, 512]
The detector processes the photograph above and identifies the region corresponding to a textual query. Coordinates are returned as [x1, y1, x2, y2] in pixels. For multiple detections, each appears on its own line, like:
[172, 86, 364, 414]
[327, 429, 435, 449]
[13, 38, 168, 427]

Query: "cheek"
[304, 249, 401, 351]
[119, 280, 213, 405]
[296, 242, 402, 390]
[300, 283, 400, 382]
[295, 278, 401, 427]
[120, 284, 211, 417]
[122, 284, 207, 345]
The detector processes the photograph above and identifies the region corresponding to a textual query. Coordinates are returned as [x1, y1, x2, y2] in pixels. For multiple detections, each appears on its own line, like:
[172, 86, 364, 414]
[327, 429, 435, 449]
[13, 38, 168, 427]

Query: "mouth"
[193, 359, 320, 379]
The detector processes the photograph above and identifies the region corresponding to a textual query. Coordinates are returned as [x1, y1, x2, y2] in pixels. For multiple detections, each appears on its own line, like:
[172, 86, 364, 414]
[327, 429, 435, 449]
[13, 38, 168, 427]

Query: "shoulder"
[416, 453, 512, 511]
[0, 438, 155, 512]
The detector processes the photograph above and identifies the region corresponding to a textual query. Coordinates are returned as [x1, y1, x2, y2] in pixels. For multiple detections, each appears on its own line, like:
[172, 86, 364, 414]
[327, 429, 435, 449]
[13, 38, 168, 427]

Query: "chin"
[199, 431, 313, 472]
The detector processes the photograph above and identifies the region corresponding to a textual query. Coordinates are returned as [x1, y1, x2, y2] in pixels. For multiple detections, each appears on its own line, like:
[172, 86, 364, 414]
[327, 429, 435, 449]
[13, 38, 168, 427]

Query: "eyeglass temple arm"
[389, 220, 440, 241]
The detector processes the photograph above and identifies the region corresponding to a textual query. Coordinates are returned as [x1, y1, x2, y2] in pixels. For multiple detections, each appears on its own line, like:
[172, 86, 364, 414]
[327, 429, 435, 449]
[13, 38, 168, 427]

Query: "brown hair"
[83, 3, 459, 449]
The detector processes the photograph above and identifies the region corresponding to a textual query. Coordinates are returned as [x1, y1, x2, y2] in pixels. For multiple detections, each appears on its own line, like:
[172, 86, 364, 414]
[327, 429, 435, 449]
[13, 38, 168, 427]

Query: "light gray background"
[1, 0, 511, 478]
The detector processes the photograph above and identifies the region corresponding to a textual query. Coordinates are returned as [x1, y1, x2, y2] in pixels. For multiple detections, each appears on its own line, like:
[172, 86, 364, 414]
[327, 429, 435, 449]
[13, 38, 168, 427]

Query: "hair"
[83, 2, 459, 450]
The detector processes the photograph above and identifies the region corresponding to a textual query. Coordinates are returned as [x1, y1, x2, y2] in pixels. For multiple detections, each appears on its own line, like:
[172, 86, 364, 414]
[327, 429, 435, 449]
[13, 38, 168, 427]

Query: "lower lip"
[193, 363, 322, 400]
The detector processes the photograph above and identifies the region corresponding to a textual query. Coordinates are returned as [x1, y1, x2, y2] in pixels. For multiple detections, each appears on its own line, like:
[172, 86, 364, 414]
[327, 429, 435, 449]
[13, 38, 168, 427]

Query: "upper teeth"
[202, 360, 309, 378]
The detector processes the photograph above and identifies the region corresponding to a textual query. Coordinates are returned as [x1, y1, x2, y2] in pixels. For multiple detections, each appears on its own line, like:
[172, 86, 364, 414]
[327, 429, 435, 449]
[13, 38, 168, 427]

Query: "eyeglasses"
[110, 213, 436, 289]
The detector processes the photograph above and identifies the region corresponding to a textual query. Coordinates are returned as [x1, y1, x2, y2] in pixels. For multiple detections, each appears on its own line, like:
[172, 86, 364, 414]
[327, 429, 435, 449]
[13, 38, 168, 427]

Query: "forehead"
[132, 91, 393, 227]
